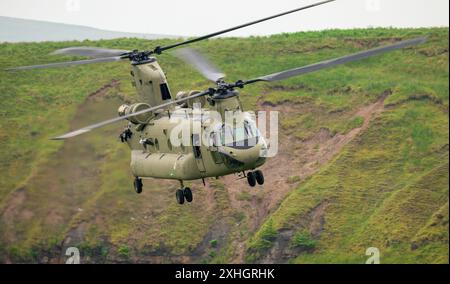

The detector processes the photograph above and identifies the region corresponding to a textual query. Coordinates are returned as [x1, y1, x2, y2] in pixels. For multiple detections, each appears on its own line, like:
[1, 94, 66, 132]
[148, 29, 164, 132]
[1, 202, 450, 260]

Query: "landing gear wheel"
[134, 177, 143, 194]
[176, 189, 185, 205]
[254, 170, 264, 185]
[247, 171, 256, 187]
[183, 187, 193, 203]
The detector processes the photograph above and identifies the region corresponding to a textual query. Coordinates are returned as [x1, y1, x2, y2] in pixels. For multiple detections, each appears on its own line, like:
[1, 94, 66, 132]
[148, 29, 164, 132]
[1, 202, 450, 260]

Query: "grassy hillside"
[0, 28, 448, 263]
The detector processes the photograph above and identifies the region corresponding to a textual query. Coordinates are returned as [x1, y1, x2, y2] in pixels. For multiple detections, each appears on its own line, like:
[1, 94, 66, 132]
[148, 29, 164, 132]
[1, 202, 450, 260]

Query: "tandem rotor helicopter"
[7, 0, 426, 204]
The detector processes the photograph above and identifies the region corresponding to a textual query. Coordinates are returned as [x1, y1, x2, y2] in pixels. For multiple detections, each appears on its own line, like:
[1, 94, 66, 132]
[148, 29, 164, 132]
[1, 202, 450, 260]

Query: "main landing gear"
[176, 181, 193, 205]
[134, 177, 143, 194]
[133, 177, 193, 204]
[246, 170, 264, 187]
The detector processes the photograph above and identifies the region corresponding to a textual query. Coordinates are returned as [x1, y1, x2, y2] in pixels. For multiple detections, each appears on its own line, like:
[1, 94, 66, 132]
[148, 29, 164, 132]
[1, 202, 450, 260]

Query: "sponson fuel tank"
[130, 151, 202, 180]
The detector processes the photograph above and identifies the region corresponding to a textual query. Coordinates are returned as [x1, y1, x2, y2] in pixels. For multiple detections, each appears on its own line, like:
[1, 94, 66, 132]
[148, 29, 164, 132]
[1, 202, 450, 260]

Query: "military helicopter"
[7, 0, 426, 204]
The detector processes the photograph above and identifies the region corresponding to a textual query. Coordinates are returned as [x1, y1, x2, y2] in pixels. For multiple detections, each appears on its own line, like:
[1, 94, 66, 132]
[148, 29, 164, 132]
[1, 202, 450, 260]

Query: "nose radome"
[239, 139, 267, 164]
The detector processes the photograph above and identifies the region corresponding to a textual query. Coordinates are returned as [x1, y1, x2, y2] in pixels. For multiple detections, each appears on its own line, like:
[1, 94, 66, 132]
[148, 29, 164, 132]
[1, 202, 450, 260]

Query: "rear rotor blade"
[5, 56, 125, 71]
[155, 0, 336, 53]
[173, 48, 225, 82]
[246, 37, 427, 84]
[51, 47, 130, 58]
[52, 90, 210, 140]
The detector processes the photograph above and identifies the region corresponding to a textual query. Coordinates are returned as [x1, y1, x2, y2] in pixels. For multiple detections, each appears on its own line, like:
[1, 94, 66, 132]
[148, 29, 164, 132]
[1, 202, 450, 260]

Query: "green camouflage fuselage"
[123, 59, 266, 181]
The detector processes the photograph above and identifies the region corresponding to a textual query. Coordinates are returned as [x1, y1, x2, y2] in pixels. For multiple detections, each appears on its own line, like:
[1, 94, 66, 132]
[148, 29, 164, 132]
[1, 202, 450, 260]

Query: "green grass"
[210, 239, 218, 248]
[291, 231, 317, 250]
[247, 101, 449, 263]
[244, 29, 449, 264]
[342, 116, 365, 133]
[0, 27, 448, 263]
[249, 220, 278, 252]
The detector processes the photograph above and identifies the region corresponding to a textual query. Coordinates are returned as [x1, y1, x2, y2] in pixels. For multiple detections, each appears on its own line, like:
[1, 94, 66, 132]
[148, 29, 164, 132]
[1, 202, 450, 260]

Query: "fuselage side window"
[244, 120, 254, 137]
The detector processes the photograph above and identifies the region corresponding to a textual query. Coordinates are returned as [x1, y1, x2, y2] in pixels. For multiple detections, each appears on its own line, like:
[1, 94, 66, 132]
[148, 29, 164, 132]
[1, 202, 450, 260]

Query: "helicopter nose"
[256, 137, 268, 163]
[225, 138, 267, 165]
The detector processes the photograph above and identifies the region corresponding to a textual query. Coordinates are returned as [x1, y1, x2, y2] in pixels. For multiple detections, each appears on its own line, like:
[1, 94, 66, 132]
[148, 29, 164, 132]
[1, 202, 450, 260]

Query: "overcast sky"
[0, 0, 448, 36]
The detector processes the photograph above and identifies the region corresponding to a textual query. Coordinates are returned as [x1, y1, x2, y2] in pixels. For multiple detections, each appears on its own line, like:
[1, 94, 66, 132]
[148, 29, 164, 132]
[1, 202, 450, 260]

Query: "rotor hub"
[127, 50, 156, 65]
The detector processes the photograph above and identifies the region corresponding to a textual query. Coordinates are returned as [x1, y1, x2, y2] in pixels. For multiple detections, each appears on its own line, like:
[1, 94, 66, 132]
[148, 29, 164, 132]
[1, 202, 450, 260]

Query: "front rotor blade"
[155, 0, 336, 53]
[51, 47, 130, 58]
[52, 90, 210, 140]
[246, 37, 427, 84]
[5, 56, 125, 71]
[173, 48, 225, 82]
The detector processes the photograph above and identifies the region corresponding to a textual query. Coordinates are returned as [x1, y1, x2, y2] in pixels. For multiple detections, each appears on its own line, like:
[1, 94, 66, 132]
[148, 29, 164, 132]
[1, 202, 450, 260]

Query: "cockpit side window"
[221, 124, 234, 146]
[160, 83, 172, 101]
[244, 120, 255, 137]
[209, 132, 224, 164]
[209, 131, 219, 147]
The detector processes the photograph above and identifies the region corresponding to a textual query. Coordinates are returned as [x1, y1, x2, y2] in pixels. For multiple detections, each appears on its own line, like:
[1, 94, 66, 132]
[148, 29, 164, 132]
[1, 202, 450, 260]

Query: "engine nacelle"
[118, 103, 154, 124]
[176, 90, 207, 108]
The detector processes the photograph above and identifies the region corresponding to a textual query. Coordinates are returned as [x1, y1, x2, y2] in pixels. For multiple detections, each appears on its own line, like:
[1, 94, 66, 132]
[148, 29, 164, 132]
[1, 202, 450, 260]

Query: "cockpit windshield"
[217, 120, 259, 149]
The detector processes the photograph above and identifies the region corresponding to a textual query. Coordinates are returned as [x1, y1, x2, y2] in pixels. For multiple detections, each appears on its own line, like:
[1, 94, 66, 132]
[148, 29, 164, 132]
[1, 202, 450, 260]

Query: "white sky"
[0, 0, 448, 36]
